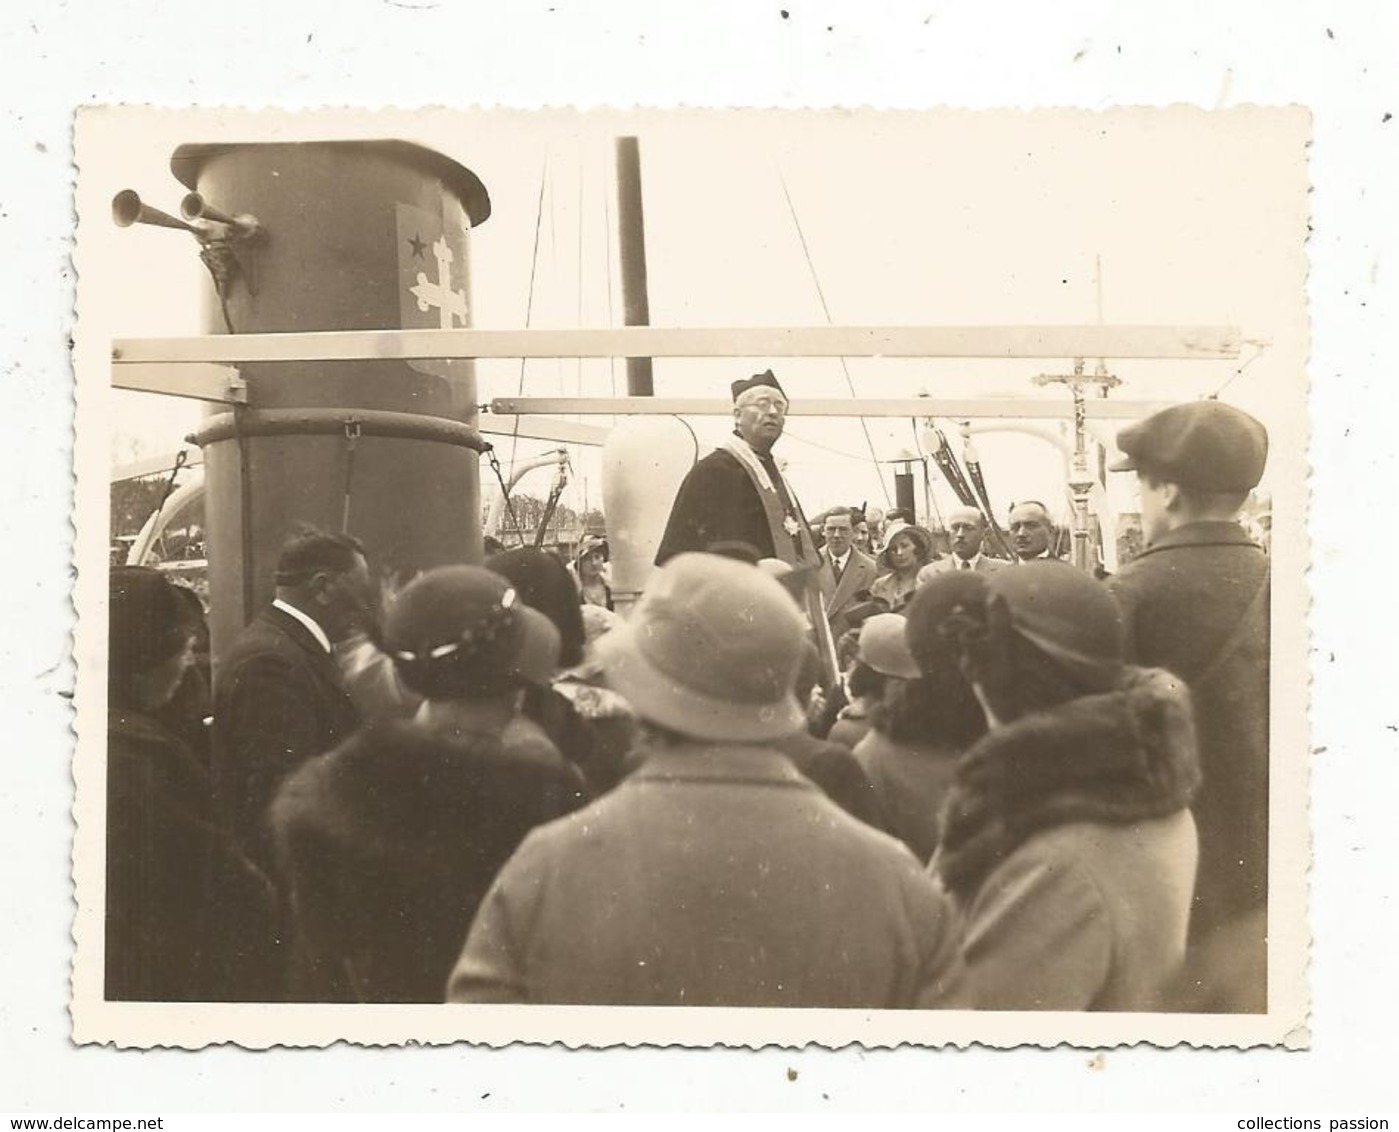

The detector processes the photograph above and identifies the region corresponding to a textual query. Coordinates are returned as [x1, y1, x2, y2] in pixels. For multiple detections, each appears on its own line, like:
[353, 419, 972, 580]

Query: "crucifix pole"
[1033, 360, 1120, 572]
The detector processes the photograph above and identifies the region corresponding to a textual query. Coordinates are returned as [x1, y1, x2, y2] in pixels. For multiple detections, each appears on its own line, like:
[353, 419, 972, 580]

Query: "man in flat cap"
[654, 370, 820, 570]
[1107, 400, 1271, 1012]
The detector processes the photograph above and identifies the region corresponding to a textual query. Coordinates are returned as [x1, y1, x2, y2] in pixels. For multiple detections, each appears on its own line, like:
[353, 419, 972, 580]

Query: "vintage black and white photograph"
[70, 105, 1309, 1048]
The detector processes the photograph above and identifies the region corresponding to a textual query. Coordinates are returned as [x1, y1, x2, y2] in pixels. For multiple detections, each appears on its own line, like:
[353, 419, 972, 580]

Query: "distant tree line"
[488, 492, 606, 546]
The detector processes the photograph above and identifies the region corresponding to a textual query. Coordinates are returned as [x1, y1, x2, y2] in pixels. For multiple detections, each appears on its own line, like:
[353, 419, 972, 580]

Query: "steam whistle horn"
[180, 192, 262, 237]
[111, 190, 204, 234]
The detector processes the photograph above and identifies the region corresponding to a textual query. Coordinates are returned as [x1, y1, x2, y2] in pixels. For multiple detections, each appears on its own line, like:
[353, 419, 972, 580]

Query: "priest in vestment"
[655, 371, 820, 570]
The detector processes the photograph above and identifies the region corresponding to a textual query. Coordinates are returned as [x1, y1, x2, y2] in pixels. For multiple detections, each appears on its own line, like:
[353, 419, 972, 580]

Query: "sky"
[80, 105, 1308, 529]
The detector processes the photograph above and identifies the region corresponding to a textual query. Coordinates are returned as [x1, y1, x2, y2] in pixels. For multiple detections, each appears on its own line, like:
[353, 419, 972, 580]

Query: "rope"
[198, 242, 239, 334]
[776, 167, 891, 508]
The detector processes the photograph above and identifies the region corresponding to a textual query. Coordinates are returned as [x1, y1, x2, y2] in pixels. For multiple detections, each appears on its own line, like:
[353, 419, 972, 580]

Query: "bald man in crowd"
[917, 506, 1008, 580]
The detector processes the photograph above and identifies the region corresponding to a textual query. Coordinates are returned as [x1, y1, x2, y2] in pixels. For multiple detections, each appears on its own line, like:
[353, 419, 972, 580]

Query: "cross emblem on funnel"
[410, 237, 468, 328]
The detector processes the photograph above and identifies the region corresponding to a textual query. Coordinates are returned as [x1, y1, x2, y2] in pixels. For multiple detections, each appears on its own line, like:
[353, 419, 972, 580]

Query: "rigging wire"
[572, 150, 587, 532]
[1210, 339, 1268, 400]
[776, 166, 892, 508]
[509, 151, 553, 472]
[778, 428, 875, 463]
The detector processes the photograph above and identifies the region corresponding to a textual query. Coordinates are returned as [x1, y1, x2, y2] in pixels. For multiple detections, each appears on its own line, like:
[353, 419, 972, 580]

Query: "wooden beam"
[112, 324, 1241, 364]
[111, 362, 247, 404]
[490, 396, 1173, 421]
[477, 415, 610, 446]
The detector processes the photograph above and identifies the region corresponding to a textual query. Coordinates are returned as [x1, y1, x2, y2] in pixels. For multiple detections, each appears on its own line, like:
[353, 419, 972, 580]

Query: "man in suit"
[1007, 500, 1063, 562]
[654, 370, 820, 570]
[213, 527, 371, 867]
[917, 506, 1008, 582]
[816, 507, 880, 640]
[1107, 401, 1271, 1012]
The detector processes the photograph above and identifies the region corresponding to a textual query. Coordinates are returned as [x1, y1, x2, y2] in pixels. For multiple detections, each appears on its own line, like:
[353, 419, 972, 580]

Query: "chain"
[484, 445, 527, 548]
[145, 449, 190, 561]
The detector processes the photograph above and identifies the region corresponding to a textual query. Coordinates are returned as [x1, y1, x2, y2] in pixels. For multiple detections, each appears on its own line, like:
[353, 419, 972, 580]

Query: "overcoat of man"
[1106, 400, 1271, 1012]
[212, 528, 370, 866]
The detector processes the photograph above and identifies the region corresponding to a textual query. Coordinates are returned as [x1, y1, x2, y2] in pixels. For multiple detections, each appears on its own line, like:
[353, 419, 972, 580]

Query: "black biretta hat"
[730, 369, 786, 402]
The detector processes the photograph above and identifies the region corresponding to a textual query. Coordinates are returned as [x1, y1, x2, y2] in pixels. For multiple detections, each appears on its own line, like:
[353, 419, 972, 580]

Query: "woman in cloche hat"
[922, 562, 1202, 1012]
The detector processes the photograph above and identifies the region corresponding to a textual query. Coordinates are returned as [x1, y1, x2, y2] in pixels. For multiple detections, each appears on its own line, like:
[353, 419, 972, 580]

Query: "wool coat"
[927, 667, 1201, 1011]
[1108, 520, 1269, 1010]
[269, 717, 587, 1002]
[212, 605, 361, 863]
[448, 744, 959, 1007]
[106, 707, 278, 1001]
[852, 728, 961, 865]
[774, 729, 891, 834]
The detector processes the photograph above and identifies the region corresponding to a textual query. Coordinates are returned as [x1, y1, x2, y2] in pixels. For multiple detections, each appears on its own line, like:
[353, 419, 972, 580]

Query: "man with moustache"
[1007, 500, 1064, 562]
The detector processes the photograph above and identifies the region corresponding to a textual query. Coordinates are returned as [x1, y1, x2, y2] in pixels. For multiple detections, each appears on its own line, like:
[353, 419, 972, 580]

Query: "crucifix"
[1032, 359, 1121, 571]
[410, 237, 469, 328]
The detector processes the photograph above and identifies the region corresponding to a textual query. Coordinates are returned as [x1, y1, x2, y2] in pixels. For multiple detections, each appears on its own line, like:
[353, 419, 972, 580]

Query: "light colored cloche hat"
[596, 552, 807, 742]
[855, 612, 921, 680]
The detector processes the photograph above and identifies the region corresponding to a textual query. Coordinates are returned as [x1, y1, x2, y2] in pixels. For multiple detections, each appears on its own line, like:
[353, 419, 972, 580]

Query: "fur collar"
[271, 718, 584, 865]
[933, 667, 1200, 901]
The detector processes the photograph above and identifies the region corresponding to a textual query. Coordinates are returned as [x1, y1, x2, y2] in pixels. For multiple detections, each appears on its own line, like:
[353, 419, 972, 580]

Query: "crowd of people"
[104, 377, 1271, 1013]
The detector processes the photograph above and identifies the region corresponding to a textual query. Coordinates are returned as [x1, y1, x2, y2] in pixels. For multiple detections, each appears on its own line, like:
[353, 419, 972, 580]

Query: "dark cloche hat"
[383, 565, 560, 694]
[730, 369, 786, 402]
[1111, 401, 1269, 492]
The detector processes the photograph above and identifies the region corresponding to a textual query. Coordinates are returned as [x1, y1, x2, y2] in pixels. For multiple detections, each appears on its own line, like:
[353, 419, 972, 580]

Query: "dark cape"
[268, 717, 587, 1003]
[655, 445, 817, 567]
